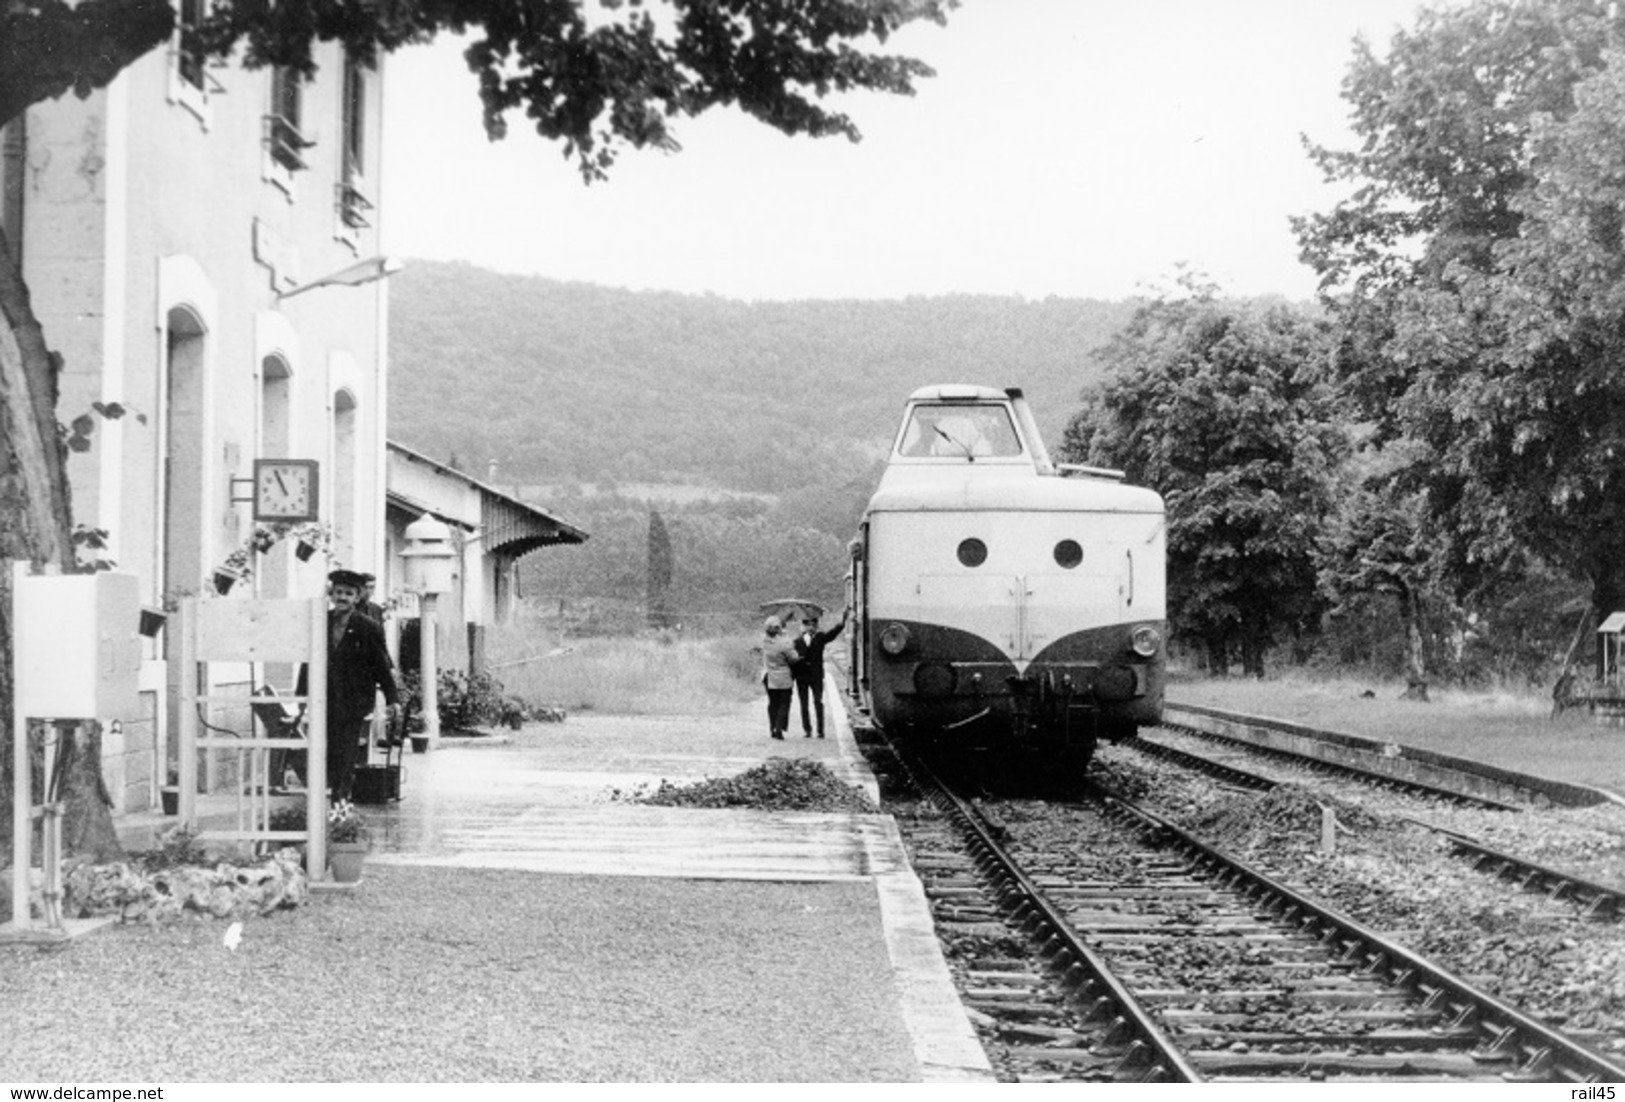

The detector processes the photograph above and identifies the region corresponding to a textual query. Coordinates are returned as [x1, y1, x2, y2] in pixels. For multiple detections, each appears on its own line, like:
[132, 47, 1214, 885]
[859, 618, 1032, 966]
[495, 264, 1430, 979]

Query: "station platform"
[114, 689, 995, 1083]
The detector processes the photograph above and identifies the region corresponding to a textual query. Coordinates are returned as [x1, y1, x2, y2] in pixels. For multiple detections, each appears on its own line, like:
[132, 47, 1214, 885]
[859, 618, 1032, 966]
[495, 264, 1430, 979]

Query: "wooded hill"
[388, 261, 1146, 629]
[388, 260, 1140, 496]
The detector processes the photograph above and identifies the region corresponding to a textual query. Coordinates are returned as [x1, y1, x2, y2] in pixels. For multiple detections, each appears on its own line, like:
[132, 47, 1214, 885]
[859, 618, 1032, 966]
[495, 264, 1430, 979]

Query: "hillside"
[388, 260, 1138, 495]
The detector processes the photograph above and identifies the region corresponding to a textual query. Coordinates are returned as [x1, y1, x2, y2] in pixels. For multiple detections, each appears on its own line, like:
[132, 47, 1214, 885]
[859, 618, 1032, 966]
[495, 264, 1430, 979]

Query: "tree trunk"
[1399, 583, 1429, 702]
[1550, 603, 1591, 718]
[1239, 635, 1266, 679]
[0, 226, 123, 904]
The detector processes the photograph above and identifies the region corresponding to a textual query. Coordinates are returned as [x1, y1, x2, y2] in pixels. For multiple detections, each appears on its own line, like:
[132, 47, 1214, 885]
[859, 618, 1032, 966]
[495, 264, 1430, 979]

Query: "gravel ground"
[1090, 744, 1625, 1047]
[1, 866, 921, 1082]
[1142, 726, 1625, 887]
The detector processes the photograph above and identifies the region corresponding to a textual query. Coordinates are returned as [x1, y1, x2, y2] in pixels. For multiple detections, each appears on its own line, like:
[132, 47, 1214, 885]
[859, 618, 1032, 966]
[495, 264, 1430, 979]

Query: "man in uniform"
[298, 569, 400, 799]
[793, 607, 848, 738]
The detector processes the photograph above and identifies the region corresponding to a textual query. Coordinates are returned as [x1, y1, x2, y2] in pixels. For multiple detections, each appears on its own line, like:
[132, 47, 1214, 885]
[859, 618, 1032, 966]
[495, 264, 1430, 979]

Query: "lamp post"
[401, 513, 455, 748]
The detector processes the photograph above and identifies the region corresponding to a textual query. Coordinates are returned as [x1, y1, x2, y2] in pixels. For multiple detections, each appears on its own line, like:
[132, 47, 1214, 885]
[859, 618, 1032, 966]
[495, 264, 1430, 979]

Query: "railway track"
[1151, 724, 1524, 810]
[875, 742, 1625, 1084]
[1121, 731, 1625, 922]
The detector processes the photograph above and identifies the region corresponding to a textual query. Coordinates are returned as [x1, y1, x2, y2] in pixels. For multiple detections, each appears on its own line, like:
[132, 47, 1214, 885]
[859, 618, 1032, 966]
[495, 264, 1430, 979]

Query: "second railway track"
[868, 737, 1625, 1084]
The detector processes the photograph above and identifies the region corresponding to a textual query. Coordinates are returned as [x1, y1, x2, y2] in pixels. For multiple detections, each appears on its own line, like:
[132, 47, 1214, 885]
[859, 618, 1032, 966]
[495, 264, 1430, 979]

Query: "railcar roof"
[904, 383, 1009, 402]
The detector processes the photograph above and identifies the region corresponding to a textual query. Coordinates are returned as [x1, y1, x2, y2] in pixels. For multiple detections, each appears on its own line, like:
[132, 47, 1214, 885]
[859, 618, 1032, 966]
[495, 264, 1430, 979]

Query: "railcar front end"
[855, 478, 1166, 760]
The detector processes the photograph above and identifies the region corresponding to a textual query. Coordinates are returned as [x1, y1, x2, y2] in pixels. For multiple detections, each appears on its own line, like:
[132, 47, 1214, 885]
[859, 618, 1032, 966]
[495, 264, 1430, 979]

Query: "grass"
[475, 613, 1625, 793]
[485, 613, 760, 715]
[1167, 668, 1625, 793]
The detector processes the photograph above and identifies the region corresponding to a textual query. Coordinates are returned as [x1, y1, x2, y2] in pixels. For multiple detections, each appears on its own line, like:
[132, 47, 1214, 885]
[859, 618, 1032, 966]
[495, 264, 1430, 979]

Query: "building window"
[167, 0, 215, 123]
[264, 67, 311, 193]
[334, 53, 373, 245]
[177, 0, 206, 91]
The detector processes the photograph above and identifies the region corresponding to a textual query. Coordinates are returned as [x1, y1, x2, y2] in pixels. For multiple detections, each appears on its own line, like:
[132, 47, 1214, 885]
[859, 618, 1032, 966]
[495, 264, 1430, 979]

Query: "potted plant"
[159, 768, 179, 815]
[138, 606, 167, 638]
[250, 525, 281, 554]
[326, 799, 369, 883]
[288, 521, 336, 563]
[500, 697, 527, 731]
[212, 546, 251, 594]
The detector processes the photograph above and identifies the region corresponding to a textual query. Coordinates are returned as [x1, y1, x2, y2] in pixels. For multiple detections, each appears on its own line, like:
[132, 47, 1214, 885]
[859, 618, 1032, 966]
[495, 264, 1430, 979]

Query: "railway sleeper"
[962, 999, 1071, 1021]
[997, 1045, 1131, 1070]
[1172, 1028, 1486, 1048]
[1109, 971, 1406, 991]
[1159, 1007, 1458, 1029]
[1086, 931, 1327, 947]
[1064, 913, 1282, 931]
[964, 986, 1051, 1000]
[1192, 1050, 1506, 1078]
[968, 969, 1050, 985]
[1130, 988, 1414, 1007]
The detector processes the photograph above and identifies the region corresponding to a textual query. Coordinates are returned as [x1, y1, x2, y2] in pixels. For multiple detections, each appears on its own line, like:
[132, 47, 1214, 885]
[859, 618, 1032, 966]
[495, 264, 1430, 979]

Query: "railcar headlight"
[1130, 625, 1162, 657]
[879, 623, 911, 656]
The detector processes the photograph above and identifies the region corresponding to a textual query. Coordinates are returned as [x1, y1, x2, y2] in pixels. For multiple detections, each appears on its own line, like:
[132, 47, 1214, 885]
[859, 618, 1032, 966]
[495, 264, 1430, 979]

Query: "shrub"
[402, 668, 514, 732]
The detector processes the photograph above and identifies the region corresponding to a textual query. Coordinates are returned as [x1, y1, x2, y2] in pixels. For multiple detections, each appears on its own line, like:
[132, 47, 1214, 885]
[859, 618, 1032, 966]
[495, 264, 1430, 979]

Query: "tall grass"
[485, 609, 760, 714]
[1169, 666, 1553, 721]
[1166, 667, 1625, 792]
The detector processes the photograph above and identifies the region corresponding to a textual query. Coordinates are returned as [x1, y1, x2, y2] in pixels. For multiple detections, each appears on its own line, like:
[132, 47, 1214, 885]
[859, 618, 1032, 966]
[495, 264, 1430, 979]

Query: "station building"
[1, 23, 583, 820]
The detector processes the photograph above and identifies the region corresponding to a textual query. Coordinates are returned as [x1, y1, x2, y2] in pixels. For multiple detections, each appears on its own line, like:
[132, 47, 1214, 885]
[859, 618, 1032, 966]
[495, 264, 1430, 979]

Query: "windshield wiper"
[934, 425, 975, 460]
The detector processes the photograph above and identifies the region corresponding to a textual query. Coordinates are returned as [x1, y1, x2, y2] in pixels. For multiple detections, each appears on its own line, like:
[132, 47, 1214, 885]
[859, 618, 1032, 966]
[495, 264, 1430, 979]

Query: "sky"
[380, 0, 1438, 303]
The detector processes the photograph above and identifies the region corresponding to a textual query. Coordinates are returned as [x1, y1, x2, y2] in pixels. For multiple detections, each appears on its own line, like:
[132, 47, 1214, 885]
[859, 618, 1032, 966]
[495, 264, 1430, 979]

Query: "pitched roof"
[386, 440, 587, 557]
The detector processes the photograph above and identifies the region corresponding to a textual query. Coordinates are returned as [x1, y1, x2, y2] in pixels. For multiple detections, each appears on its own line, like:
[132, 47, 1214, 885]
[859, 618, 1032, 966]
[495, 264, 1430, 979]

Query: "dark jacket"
[297, 609, 399, 725]
[792, 620, 845, 685]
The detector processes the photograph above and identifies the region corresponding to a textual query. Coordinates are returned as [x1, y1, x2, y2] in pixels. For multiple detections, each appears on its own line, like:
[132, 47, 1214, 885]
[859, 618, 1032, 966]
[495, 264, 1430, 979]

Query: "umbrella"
[758, 597, 827, 621]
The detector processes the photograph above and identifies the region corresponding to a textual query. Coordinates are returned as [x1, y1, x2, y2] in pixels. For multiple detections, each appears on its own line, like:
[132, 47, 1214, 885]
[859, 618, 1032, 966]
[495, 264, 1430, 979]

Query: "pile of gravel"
[629, 758, 877, 813]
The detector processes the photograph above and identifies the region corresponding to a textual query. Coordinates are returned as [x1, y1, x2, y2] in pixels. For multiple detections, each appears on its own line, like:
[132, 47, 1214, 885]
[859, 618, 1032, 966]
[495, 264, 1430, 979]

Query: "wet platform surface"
[117, 690, 995, 1082]
[360, 705, 900, 880]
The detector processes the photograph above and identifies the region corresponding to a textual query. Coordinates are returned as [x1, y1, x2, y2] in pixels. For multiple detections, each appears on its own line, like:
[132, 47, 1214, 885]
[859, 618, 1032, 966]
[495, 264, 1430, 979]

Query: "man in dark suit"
[357, 572, 386, 624]
[298, 569, 400, 800]
[793, 608, 848, 738]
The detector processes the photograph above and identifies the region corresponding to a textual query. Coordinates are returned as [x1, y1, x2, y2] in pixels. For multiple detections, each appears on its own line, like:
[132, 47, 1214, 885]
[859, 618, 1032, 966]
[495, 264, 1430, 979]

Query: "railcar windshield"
[897, 403, 1023, 458]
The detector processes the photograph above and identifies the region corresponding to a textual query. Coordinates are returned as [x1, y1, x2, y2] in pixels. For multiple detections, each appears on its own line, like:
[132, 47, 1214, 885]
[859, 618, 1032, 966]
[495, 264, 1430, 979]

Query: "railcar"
[846, 384, 1166, 770]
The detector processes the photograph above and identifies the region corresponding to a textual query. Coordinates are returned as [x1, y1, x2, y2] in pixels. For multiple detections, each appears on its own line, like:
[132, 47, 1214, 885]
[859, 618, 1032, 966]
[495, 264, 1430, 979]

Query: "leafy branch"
[60, 399, 147, 456]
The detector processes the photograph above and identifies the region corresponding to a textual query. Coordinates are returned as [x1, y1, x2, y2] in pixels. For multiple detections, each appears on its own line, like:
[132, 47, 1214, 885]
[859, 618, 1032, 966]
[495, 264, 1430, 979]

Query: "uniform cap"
[329, 569, 368, 588]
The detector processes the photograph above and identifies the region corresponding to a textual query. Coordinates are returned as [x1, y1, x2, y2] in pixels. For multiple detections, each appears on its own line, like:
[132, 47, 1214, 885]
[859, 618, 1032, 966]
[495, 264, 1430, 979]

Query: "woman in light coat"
[760, 616, 800, 740]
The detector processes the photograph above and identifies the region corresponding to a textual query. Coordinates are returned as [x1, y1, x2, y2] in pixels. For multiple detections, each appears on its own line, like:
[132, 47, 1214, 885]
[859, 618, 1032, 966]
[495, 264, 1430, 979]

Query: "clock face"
[253, 459, 319, 521]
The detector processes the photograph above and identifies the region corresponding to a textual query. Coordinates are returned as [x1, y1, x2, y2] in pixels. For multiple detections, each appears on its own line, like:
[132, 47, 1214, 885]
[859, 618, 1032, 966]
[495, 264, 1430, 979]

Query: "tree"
[1296, 0, 1625, 636]
[1316, 466, 1441, 699]
[1059, 286, 1346, 677]
[0, 0, 956, 862]
[646, 509, 673, 628]
[1294, 0, 1612, 299]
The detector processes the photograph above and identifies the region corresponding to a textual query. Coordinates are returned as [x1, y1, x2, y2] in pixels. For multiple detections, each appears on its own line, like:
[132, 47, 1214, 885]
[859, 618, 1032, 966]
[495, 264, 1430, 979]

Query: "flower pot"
[410, 735, 430, 754]
[139, 607, 167, 638]
[295, 540, 316, 562]
[160, 787, 179, 816]
[212, 569, 237, 595]
[328, 841, 367, 884]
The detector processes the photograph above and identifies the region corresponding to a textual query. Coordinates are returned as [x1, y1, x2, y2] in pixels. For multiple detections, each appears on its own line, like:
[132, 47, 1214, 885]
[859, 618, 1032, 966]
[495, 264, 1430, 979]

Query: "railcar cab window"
[898, 403, 1022, 458]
